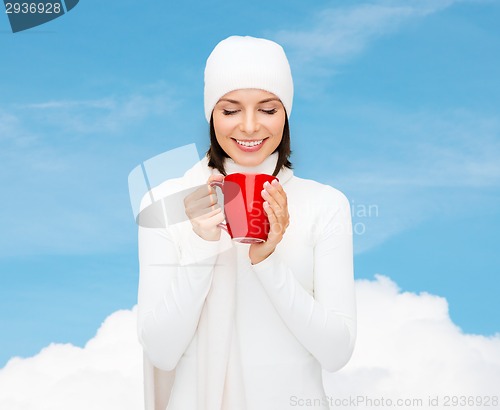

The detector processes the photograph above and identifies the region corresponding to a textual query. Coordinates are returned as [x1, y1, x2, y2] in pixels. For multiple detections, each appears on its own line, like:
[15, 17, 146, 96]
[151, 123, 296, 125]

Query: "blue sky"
[1, 0, 499, 368]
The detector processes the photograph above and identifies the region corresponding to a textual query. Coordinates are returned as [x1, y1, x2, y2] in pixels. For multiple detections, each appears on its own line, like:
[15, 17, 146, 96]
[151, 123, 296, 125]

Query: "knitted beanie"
[204, 35, 294, 122]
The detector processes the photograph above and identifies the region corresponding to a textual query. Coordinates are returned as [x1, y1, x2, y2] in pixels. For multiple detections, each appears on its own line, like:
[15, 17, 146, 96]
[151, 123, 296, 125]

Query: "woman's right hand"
[183, 174, 225, 241]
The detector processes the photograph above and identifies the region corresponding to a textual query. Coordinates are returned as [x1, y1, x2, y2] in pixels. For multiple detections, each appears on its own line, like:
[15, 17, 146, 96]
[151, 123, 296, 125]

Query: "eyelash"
[261, 108, 277, 115]
[222, 109, 277, 116]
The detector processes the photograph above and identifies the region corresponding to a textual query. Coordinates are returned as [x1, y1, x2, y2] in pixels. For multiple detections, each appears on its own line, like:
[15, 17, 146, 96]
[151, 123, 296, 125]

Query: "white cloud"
[0, 308, 143, 410]
[275, 0, 462, 65]
[270, 0, 467, 98]
[354, 108, 500, 188]
[1, 276, 498, 409]
[0, 109, 38, 148]
[21, 99, 116, 110]
[12, 82, 178, 135]
[323, 275, 500, 409]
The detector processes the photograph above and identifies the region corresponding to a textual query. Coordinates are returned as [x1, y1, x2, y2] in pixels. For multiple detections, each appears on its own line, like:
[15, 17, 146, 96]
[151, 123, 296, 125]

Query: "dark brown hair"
[206, 114, 293, 177]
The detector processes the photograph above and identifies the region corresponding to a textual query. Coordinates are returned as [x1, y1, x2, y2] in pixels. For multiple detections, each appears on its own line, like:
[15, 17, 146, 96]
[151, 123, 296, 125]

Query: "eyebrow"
[217, 98, 281, 104]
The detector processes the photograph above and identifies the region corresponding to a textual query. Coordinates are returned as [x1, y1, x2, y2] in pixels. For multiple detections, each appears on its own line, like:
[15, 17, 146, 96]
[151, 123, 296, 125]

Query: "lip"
[232, 137, 268, 153]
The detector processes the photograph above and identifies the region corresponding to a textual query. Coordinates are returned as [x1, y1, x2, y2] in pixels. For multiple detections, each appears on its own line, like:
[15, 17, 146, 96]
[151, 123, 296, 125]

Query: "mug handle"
[209, 180, 228, 233]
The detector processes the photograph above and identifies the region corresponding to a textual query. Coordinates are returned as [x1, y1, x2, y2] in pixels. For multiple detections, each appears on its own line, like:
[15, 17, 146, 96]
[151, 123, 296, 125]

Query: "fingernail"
[264, 181, 270, 188]
[263, 201, 270, 208]
[271, 179, 279, 186]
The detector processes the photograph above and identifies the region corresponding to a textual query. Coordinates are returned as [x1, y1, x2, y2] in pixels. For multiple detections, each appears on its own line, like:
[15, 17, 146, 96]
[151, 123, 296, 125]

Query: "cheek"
[213, 115, 235, 137]
[268, 115, 286, 136]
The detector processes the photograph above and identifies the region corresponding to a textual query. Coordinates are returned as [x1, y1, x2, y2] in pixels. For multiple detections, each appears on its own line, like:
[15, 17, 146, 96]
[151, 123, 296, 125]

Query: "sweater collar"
[210, 152, 294, 185]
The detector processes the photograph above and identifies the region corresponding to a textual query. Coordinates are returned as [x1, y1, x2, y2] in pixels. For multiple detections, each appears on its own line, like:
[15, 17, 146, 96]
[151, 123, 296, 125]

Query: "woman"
[137, 36, 356, 410]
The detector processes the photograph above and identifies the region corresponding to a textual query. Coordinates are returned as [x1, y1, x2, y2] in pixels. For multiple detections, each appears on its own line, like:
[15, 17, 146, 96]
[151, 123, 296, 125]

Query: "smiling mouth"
[232, 137, 268, 147]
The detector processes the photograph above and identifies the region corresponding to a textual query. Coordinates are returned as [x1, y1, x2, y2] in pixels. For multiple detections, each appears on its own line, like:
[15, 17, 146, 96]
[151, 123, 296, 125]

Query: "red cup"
[210, 173, 278, 244]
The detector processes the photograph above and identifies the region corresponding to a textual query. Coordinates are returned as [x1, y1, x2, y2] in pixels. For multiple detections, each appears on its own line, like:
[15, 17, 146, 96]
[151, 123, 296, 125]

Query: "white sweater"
[137, 152, 356, 410]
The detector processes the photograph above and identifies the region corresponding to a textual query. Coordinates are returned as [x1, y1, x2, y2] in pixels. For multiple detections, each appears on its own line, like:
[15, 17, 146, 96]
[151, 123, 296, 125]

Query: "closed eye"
[223, 109, 239, 115]
[261, 108, 277, 115]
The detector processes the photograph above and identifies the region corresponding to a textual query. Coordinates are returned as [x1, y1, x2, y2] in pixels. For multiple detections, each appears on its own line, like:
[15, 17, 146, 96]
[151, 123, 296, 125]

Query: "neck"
[223, 152, 280, 176]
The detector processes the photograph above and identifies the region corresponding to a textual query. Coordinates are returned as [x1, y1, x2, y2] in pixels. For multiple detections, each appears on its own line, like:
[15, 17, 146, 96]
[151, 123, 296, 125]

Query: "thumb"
[207, 174, 225, 184]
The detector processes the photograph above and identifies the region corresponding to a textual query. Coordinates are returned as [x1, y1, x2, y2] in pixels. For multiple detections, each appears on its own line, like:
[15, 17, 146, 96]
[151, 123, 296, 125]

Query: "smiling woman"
[136, 35, 356, 410]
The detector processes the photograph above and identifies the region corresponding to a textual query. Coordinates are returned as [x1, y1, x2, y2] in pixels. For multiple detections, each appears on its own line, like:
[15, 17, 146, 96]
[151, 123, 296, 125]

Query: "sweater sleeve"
[137, 223, 221, 371]
[251, 186, 356, 372]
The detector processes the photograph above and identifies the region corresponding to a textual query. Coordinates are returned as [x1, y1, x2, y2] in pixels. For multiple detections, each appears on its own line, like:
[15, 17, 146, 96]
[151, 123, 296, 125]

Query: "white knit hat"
[204, 35, 294, 122]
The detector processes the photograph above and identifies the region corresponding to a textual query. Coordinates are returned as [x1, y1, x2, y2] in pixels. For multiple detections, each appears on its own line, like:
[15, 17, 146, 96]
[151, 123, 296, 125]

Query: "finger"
[207, 174, 224, 184]
[205, 174, 225, 201]
[207, 174, 224, 194]
[263, 201, 283, 234]
[262, 187, 285, 218]
[188, 202, 221, 219]
[190, 206, 222, 223]
[263, 181, 287, 210]
[185, 185, 220, 215]
[202, 206, 223, 221]
[271, 179, 286, 196]
[185, 184, 214, 203]
[185, 191, 219, 217]
[196, 191, 219, 209]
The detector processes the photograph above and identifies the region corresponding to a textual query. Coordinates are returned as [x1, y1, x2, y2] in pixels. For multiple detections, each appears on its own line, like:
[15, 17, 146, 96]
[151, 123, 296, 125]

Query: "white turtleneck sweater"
[137, 152, 356, 410]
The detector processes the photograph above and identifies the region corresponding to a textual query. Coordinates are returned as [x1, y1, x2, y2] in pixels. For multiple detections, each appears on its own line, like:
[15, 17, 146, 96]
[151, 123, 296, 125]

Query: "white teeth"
[236, 139, 264, 147]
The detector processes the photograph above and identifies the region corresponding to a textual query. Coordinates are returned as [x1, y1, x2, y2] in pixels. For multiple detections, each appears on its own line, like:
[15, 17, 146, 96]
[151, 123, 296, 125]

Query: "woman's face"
[212, 89, 286, 168]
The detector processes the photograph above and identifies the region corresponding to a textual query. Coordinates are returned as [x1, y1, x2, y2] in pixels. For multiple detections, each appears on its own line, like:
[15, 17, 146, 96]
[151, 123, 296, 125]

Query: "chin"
[231, 152, 267, 167]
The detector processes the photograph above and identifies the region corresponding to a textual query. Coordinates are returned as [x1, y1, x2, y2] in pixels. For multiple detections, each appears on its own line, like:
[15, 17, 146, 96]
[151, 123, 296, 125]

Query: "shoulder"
[288, 175, 350, 212]
[286, 175, 351, 245]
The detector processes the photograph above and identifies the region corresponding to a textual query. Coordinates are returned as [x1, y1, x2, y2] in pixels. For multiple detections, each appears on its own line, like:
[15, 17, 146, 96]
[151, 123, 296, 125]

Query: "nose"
[239, 111, 259, 135]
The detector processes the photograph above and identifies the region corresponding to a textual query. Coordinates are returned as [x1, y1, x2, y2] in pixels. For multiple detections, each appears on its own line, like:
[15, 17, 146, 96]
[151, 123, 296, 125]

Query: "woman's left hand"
[249, 179, 290, 265]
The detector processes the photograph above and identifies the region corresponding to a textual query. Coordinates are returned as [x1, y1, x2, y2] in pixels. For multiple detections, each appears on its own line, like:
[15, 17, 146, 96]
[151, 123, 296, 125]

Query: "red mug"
[210, 173, 278, 244]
